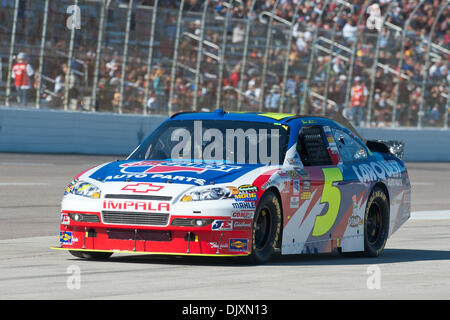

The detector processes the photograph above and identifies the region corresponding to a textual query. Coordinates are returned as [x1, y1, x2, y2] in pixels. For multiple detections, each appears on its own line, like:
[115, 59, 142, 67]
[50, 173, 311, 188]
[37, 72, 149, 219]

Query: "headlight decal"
[180, 186, 235, 202]
[180, 184, 260, 203]
[65, 180, 101, 199]
[64, 179, 79, 195]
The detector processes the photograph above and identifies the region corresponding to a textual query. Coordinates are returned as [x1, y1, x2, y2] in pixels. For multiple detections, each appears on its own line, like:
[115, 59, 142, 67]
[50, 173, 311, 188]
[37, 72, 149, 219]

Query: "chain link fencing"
[0, 0, 448, 128]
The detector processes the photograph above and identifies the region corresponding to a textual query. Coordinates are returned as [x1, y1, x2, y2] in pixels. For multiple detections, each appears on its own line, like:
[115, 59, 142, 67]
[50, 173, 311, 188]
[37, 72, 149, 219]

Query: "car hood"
[87, 160, 267, 187]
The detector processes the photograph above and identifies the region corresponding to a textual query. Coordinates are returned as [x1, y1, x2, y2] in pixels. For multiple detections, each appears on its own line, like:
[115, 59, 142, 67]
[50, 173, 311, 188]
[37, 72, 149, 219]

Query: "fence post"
[445, 90, 449, 129]
[118, 0, 134, 114]
[366, 2, 397, 127]
[418, 1, 448, 128]
[35, 0, 50, 109]
[215, 0, 234, 109]
[300, 0, 331, 114]
[237, 0, 257, 111]
[192, 0, 209, 111]
[91, 0, 109, 112]
[343, 1, 372, 113]
[168, 0, 185, 115]
[63, 0, 79, 111]
[143, 0, 159, 116]
[5, 0, 20, 107]
[391, 0, 424, 127]
[258, 0, 280, 112]
[321, 3, 346, 115]
[279, 0, 303, 113]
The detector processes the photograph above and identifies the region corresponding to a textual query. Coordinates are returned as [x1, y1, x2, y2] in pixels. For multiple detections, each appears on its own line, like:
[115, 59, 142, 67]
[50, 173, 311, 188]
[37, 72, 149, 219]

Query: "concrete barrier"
[358, 127, 450, 162]
[0, 107, 449, 161]
[0, 107, 167, 156]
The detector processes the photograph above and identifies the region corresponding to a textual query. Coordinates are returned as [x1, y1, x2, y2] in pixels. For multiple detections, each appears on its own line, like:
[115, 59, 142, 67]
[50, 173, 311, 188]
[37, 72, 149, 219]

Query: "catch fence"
[0, 0, 448, 128]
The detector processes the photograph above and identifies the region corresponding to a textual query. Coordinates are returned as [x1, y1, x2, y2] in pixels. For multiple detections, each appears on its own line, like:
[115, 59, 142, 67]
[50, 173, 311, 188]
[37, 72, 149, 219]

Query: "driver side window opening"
[296, 126, 332, 167]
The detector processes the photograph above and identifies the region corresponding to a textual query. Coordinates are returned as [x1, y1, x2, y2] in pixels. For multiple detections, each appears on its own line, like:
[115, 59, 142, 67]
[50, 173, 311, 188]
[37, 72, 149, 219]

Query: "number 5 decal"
[312, 168, 343, 237]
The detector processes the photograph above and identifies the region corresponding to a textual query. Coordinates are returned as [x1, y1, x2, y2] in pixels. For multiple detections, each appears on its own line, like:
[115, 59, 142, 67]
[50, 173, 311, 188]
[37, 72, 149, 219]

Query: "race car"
[52, 110, 411, 264]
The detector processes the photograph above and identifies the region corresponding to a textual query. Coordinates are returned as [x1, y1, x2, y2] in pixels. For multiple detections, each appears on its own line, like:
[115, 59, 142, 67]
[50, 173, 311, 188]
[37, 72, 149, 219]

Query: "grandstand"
[0, 0, 448, 128]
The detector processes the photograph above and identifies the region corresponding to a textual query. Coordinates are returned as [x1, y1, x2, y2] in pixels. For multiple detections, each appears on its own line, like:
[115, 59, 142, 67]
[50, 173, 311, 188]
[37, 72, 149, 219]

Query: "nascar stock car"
[52, 110, 410, 264]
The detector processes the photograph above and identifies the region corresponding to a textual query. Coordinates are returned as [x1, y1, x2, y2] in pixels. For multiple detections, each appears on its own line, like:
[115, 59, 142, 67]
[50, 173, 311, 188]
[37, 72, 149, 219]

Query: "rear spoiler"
[366, 140, 405, 160]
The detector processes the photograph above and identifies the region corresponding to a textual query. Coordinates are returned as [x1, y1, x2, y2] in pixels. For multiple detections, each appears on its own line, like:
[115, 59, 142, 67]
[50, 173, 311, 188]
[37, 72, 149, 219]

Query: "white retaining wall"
[0, 107, 448, 161]
[0, 107, 166, 156]
[358, 127, 450, 162]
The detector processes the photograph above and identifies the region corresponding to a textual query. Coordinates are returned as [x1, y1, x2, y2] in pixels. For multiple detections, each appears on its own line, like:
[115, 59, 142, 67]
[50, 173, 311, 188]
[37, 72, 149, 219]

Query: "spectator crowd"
[2, 0, 449, 127]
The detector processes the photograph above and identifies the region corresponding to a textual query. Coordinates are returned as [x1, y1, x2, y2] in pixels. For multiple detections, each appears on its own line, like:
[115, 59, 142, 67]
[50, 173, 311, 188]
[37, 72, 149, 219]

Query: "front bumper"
[52, 211, 252, 256]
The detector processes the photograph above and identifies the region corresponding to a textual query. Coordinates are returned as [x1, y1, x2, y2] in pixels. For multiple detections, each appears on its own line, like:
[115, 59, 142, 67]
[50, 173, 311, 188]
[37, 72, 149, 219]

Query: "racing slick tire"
[69, 250, 113, 260]
[245, 190, 282, 264]
[363, 187, 390, 257]
[338, 186, 389, 257]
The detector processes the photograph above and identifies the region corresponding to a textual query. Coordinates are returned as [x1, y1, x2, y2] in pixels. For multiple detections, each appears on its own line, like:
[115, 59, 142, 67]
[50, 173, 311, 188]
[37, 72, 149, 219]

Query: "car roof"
[170, 109, 334, 125]
[170, 110, 364, 142]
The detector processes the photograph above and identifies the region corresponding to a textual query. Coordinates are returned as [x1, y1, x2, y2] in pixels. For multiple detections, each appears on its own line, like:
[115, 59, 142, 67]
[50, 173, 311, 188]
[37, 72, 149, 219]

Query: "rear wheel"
[69, 250, 113, 260]
[246, 191, 282, 264]
[338, 187, 389, 257]
[363, 188, 390, 257]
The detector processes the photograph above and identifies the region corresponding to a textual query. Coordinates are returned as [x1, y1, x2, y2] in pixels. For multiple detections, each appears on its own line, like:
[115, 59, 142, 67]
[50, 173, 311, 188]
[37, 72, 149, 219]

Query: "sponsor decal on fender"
[228, 186, 240, 195]
[387, 178, 403, 187]
[293, 180, 300, 194]
[211, 220, 233, 231]
[348, 215, 363, 228]
[234, 192, 258, 202]
[302, 180, 311, 190]
[60, 231, 76, 245]
[300, 191, 311, 200]
[232, 202, 256, 209]
[278, 169, 301, 179]
[233, 221, 252, 229]
[352, 160, 403, 183]
[61, 214, 70, 225]
[229, 238, 249, 251]
[102, 200, 170, 212]
[209, 242, 229, 249]
[238, 184, 258, 193]
[290, 196, 299, 208]
[231, 210, 255, 219]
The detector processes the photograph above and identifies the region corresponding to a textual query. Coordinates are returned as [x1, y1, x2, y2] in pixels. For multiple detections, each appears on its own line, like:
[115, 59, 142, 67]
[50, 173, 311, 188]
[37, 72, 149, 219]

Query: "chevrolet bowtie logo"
[121, 183, 164, 193]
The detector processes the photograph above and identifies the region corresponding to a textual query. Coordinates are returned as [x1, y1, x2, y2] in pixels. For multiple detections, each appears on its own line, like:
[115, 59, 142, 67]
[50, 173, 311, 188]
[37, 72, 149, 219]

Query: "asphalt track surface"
[0, 153, 450, 300]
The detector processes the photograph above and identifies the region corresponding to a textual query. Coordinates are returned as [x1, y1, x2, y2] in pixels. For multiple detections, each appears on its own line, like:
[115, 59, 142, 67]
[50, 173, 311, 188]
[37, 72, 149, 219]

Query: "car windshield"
[129, 120, 290, 165]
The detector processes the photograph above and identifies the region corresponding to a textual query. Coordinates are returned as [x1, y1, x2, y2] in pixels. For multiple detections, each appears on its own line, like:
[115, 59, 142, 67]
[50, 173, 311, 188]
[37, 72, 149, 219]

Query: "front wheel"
[246, 191, 282, 264]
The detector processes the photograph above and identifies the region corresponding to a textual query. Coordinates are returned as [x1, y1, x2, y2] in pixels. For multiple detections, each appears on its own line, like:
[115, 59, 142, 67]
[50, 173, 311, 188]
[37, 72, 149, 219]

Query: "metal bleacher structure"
[0, 0, 449, 128]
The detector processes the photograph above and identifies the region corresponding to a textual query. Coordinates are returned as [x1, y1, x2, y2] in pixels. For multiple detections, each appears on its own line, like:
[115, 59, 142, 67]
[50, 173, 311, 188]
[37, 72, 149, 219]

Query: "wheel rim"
[255, 207, 271, 250]
[367, 202, 382, 245]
